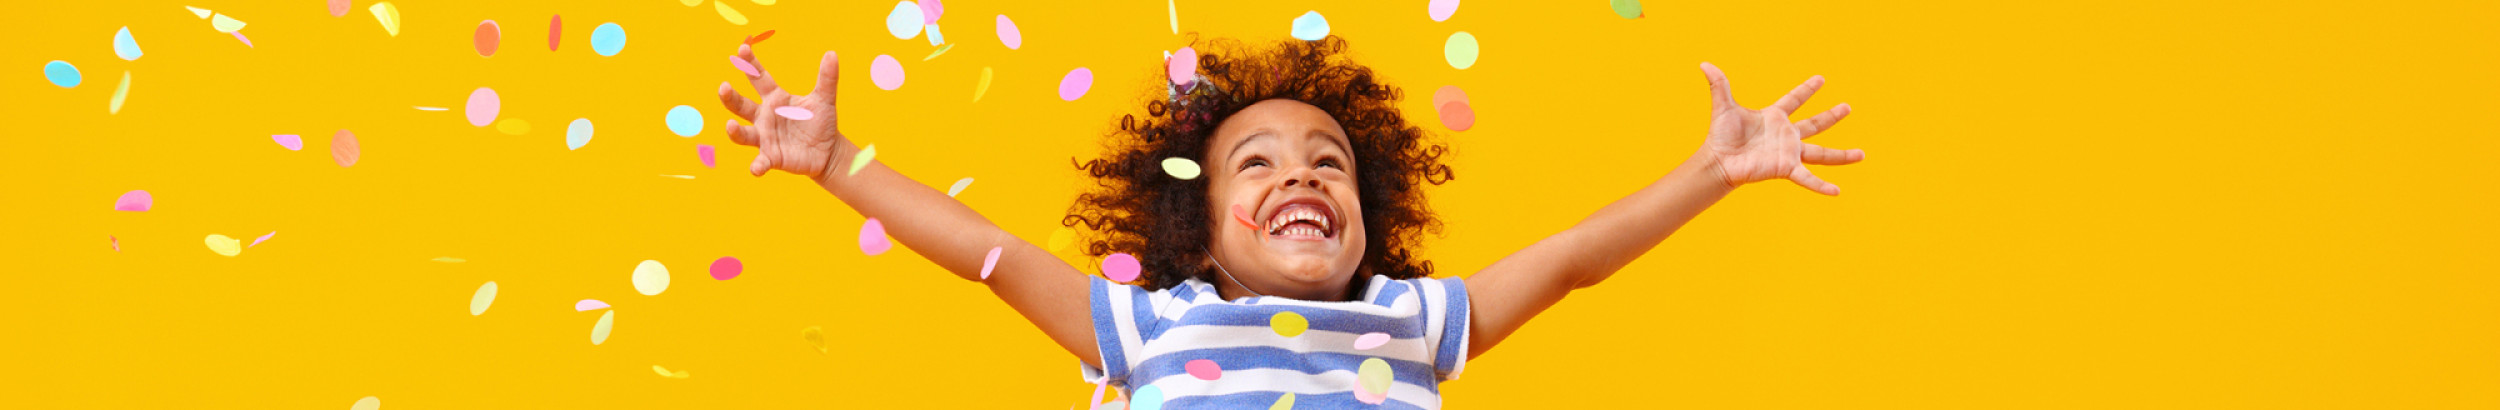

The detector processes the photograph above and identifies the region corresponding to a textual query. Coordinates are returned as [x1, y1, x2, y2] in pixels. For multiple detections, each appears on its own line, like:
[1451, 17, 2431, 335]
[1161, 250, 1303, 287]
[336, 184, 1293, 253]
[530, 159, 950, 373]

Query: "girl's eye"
[1240, 159, 1268, 170]
[1317, 158, 1340, 169]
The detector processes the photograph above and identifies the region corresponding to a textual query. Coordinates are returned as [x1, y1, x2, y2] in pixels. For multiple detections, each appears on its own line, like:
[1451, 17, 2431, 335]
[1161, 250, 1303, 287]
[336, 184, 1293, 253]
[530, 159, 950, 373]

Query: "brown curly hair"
[1065, 36, 1456, 291]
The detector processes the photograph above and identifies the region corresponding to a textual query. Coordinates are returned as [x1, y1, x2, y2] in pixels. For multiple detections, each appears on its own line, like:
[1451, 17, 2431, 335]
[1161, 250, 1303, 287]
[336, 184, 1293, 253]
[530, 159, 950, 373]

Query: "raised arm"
[715, 46, 1101, 367]
[1463, 63, 1865, 358]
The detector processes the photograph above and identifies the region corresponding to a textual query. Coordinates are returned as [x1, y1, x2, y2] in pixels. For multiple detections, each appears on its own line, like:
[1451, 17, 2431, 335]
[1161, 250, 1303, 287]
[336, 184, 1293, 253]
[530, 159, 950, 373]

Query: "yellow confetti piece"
[1167, 0, 1179, 34]
[185, 6, 212, 19]
[494, 118, 531, 135]
[922, 43, 954, 61]
[653, 365, 674, 377]
[651, 365, 689, 378]
[1358, 357, 1392, 394]
[752, 0, 776, 5]
[370, 2, 402, 37]
[714, 1, 748, 25]
[204, 234, 242, 257]
[209, 13, 247, 33]
[1271, 311, 1307, 337]
[1160, 157, 1201, 180]
[1269, 393, 1295, 410]
[108, 71, 129, 114]
[590, 310, 614, 345]
[947, 177, 973, 197]
[973, 67, 994, 102]
[801, 325, 829, 353]
[350, 396, 380, 410]
[660, 174, 696, 179]
[1047, 227, 1075, 252]
[847, 144, 876, 176]
[432, 256, 466, 263]
[678, 0, 701, 6]
[469, 281, 497, 316]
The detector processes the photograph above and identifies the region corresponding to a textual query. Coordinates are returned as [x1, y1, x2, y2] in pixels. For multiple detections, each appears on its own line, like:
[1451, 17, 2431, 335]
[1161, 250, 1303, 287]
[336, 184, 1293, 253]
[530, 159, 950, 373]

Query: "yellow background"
[4, 0, 2494, 408]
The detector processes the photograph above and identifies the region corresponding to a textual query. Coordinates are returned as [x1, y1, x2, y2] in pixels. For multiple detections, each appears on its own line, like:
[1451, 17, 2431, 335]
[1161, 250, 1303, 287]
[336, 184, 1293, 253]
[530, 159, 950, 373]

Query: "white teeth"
[1263, 205, 1333, 237]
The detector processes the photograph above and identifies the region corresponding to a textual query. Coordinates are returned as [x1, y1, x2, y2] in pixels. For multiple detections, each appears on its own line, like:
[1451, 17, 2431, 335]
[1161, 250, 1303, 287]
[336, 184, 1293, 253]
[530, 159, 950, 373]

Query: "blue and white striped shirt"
[1081, 275, 1471, 409]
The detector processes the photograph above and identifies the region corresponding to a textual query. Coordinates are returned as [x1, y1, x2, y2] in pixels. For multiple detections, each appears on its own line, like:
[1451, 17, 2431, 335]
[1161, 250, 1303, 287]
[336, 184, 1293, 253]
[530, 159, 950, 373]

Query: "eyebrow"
[1225, 131, 1272, 164]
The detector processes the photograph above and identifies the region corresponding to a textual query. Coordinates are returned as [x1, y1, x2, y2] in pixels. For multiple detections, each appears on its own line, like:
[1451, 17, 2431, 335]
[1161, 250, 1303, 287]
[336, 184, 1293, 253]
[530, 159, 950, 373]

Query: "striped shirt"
[1081, 275, 1471, 409]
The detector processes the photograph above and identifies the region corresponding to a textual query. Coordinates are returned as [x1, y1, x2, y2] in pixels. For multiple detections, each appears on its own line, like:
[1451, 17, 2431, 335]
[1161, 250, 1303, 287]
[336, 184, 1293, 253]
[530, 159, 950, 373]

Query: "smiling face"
[1203, 99, 1368, 301]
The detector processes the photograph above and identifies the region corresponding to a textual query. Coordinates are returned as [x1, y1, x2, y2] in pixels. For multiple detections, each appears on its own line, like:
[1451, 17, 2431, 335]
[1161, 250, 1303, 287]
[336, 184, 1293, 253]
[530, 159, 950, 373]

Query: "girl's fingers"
[1796, 103, 1852, 139]
[748, 151, 774, 176]
[1788, 167, 1841, 196]
[737, 44, 783, 95]
[812, 50, 842, 103]
[724, 120, 761, 146]
[717, 82, 760, 122]
[1766, 75, 1825, 115]
[1802, 144, 1865, 165]
[1700, 62, 1740, 113]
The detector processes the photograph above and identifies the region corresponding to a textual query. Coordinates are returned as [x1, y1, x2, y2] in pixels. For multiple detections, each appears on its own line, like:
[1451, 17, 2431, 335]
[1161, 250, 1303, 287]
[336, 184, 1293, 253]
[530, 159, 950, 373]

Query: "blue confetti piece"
[885, 1, 925, 40]
[1131, 385, 1165, 410]
[43, 61, 80, 88]
[664, 105, 703, 137]
[590, 23, 626, 56]
[1289, 11, 1329, 41]
[113, 27, 143, 61]
[567, 118, 595, 150]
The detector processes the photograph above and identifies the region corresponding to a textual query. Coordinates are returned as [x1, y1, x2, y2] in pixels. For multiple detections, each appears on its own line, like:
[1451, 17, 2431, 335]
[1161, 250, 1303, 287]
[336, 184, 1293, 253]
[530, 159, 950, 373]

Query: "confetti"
[1269, 311, 1307, 337]
[273, 134, 303, 151]
[1184, 359, 1221, 380]
[973, 66, 993, 102]
[1102, 253, 1140, 282]
[590, 23, 626, 56]
[801, 325, 829, 353]
[474, 20, 501, 57]
[351, 396, 380, 410]
[729, 55, 760, 77]
[697, 144, 716, 167]
[113, 27, 143, 61]
[1611, 0, 1644, 19]
[249, 231, 274, 247]
[1166, 47, 1197, 86]
[369, 2, 401, 37]
[575, 299, 610, 311]
[1445, 31, 1479, 69]
[1047, 227, 1074, 252]
[1438, 101, 1474, 131]
[566, 118, 594, 150]
[745, 29, 775, 45]
[773, 106, 815, 121]
[1160, 157, 1201, 180]
[715, 1, 749, 25]
[1429, 0, 1461, 22]
[1289, 11, 1329, 41]
[414, 106, 448, 111]
[925, 23, 946, 46]
[1167, 0, 1179, 34]
[1432, 85, 1470, 108]
[921, 43, 954, 61]
[114, 190, 152, 211]
[919, 0, 944, 23]
[205, 234, 242, 257]
[1231, 204, 1258, 230]
[1130, 385, 1164, 410]
[331, 129, 360, 167]
[994, 15, 1021, 50]
[1347, 333, 1394, 352]
[548, 15, 563, 51]
[979, 246, 1002, 279]
[470, 281, 497, 316]
[859, 218, 892, 255]
[1058, 68, 1093, 101]
[186, 6, 211, 19]
[43, 61, 79, 88]
[433, 257, 466, 263]
[1358, 357, 1393, 396]
[495, 118, 531, 135]
[652, 365, 691, 379]
[109, 71, 130, 114]
[886, 1, 925, 40]
[947, 177, 973, 197]
[661, 174, 695, 179]
[328, 0, 350, 17]
[679, 0, 701, 6]
[1089, 379, 1110, 408]
[711, 256, 742, 280]
[590, 310, 614, 345]
[466, 87, 500, 127]
[231, 31, 253, 48]
[632, 260, 670, 296]
[847, 144, 876, 175]
[210, 13, 247, 33]
[1354, 386, 1387, 405]
[664, 105, 704, 137]
[870, 55, 905, 90]
[1267, 393, 1294, 410]
[110, 236, 118, 252]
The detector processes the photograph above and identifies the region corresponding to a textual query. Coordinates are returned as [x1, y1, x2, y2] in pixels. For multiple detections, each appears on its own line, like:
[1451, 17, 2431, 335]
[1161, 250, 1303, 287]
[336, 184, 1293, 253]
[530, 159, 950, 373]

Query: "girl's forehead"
[1208, 100, 1352, 157]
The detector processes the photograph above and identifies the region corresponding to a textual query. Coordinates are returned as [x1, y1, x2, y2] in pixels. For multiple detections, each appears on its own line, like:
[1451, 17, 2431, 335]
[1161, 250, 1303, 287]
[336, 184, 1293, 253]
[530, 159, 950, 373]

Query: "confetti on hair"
[1166, 47, 1197, 86]
[859, 218, 892, 255]
[470, 281, 497, 316]
[575, 299, 610, 311]
[466, 87, 500, 127]
[1160, 157, 1201, 180]
[205, 234, 242, 257]
[113, 27, 143, 60]
[710, 256, 742, 280]
[590, 310, 614, 345]
[1270, 311, 1307, 337]
[1102, 253, 1141, 282]
[114, 190, 152, 211]
[632, 260, 670, 295]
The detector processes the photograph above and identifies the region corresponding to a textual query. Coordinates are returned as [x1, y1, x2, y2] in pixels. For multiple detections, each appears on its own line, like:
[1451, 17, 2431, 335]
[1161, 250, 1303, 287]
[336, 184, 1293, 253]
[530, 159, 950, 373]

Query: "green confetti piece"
[1611, 0, 1643, 19]
[848, 144, 877, 176]
[1444, 31, 1479, 70]
[1161, 157, 1202, 180]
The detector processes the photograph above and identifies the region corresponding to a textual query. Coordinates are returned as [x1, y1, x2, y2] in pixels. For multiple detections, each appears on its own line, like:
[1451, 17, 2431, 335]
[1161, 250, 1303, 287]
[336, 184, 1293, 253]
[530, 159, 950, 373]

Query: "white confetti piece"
[590, 310, 614, 345]
[204, 234, 242, 257]
[469, 281, 497, 316]
[947, 177, 973, 197]
[632, 260, 670, 295]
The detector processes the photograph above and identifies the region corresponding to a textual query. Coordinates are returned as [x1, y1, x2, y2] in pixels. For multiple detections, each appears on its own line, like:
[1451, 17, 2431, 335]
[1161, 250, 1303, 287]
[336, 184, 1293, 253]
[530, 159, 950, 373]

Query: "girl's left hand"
[1696, 62, 1864, 195]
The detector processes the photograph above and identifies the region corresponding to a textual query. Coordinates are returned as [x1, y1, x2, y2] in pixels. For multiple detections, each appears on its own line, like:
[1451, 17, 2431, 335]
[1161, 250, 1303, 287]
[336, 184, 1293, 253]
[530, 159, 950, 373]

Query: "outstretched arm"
[716, 45, 1101, 367]
[1463, 62, 1865, 358]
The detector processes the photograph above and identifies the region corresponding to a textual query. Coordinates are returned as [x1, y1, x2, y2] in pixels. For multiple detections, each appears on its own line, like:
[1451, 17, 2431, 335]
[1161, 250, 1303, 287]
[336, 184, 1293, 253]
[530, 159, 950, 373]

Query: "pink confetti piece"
[1166, 47, 1197, 87]
[114, 190, 152, 211]
[273, 134, 302, 150]
[870, 54, 905, 90]
[575, 299, 610, 311]
[1437, 100, 1475, 132]
[1088, 380, 1108, 408]
[548, 15, 562, 51]
[979, 246, 1002, 280]
[994, 15, 1021, 50]
[231, 31, 253, 48]
[1354, 387, 1388, 404]
[1232, 204, 1259, 230]
[1058, 68, 1093, 101]
[918, 0, 944, 24]
[729, 55, 760, 77]
[773, 106, 816, 120]
[331, 129, 360, 167]
[1102, 253, 1140, 282]
[711, 256, 742, 280]
[1354, 332, 1390, 350]
[249, 231, 274, 248]
[474, 20, 501, 57]
[328, 0, 351, 17]
[1432, 85, 1470, 108]
[466, 87, 500, 127]
[859, 218, 892, 255]
[1185, 359, 1221, 380]
[1428, 0, 1461, 22]
[697, 144, 716, 167]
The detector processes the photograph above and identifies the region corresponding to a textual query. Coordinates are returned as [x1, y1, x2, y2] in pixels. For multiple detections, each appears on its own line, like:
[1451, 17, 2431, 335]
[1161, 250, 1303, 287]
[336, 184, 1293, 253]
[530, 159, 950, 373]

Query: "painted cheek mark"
[1232, 204, 1261, 231]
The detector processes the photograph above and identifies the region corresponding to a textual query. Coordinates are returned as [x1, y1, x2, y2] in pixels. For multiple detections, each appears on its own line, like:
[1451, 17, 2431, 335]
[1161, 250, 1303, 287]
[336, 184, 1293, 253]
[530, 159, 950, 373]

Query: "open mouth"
[1263, 197, 1338, 240]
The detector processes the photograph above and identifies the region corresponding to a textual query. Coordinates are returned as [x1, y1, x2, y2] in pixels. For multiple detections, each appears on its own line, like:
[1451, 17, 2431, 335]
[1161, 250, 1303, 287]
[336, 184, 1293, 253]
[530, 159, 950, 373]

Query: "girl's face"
[1203, 99, 1368, 301]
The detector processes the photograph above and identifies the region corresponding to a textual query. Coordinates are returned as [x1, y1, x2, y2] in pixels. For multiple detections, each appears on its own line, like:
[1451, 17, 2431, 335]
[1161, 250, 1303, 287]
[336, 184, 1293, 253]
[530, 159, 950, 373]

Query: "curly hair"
[1065, 36, 1456, 291]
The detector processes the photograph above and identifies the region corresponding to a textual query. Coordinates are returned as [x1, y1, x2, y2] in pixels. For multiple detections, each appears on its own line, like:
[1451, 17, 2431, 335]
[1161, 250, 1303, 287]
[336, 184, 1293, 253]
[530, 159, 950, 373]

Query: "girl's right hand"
[718, 44, 850, 182]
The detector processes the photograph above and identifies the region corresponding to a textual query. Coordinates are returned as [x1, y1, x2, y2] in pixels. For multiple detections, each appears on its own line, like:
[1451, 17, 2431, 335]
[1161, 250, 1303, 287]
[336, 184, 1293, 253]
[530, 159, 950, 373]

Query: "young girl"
[713, 37, 1861, 409]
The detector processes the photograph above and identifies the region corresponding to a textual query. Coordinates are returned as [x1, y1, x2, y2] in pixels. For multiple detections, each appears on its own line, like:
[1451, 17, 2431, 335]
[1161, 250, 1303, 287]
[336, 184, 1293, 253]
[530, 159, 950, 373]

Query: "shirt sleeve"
[1426, 277, 1472, 381]
[1077, 276, 1160, 386]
